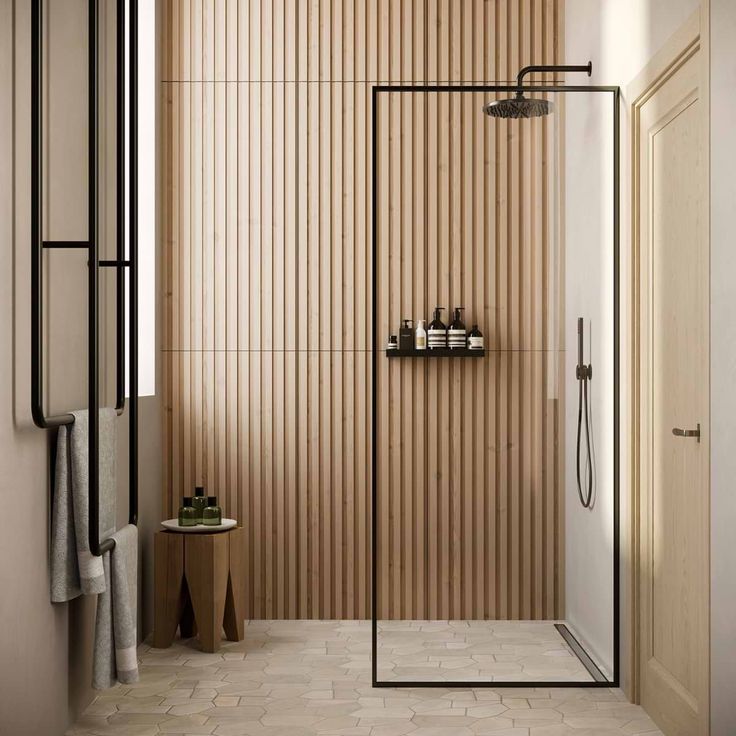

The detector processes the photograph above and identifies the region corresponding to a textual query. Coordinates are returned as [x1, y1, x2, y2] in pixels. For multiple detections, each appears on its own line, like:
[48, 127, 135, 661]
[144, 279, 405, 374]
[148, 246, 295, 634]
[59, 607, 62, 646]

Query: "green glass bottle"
[178, 497, 197, 527]
[203, 496, 222, 526]
[192, 485, 207, 524]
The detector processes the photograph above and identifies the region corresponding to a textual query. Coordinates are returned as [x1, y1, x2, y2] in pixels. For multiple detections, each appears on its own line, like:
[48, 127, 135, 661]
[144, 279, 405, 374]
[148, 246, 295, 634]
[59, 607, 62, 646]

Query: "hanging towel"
[93, 524, 139, 689]
[50, 409, 117, 602]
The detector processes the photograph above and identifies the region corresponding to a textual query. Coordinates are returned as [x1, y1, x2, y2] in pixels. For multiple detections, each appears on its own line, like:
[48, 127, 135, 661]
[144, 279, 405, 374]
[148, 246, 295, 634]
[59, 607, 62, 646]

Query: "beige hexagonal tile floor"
[66, 620, 662, 736]
[376, 621, 594, 682]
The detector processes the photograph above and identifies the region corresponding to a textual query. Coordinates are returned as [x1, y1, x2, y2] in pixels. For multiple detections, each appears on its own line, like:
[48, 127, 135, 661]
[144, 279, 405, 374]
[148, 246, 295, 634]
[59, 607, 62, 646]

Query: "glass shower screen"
[371, 85, 619, 687]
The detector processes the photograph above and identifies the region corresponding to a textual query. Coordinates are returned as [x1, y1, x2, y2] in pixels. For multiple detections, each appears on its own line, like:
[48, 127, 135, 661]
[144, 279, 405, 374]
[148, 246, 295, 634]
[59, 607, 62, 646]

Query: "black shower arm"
[516, 62, 592, 91]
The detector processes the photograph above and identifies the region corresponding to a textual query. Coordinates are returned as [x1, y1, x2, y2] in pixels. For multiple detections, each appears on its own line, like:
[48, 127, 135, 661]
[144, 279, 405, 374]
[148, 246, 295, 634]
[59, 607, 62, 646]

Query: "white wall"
[568, 0, 701, 86]
[709, 1, 736, 733]
[563, 90, 615, 676]
[564, 0, 699, 689]
[138, 0, 166, 641]
[0, 2, 97, 731]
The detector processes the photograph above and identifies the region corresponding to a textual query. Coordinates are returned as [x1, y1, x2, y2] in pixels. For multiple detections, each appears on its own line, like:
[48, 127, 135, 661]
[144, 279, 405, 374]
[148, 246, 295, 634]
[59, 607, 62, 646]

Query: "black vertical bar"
[88, 0, 101, 556]
[115, 0, 126, 413]
[129, 0, 139, 525]
[612, 87, 621, 688]
[371, 86, 378, 687]
[31, 0, 44, 428]
[30, 0, 78, 429]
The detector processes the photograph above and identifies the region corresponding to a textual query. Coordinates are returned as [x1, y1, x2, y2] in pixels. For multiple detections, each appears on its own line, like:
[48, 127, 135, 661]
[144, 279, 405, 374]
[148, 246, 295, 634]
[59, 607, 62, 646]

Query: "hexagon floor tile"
[65, 621, 663, 736]
[376, 621, 592, 683]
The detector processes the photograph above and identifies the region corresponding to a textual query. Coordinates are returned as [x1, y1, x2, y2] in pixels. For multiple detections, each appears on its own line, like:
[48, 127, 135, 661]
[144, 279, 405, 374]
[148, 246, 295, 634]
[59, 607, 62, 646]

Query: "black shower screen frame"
[370, 83, 620, 689]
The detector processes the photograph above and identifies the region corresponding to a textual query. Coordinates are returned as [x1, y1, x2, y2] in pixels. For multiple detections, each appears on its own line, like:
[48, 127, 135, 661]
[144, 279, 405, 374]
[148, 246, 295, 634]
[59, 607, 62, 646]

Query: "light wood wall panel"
[376, 85, 563, 621]
[162, 0, 564, 619]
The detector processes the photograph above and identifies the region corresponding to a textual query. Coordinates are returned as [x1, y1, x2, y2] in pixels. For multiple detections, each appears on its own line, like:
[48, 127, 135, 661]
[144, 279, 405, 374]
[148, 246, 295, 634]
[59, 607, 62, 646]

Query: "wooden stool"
[153, 527, 245, 652]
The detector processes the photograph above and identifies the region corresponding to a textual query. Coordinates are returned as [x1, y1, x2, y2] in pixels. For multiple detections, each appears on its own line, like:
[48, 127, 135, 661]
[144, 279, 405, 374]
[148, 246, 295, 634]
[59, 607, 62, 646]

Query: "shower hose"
[576, 364, 593, 508]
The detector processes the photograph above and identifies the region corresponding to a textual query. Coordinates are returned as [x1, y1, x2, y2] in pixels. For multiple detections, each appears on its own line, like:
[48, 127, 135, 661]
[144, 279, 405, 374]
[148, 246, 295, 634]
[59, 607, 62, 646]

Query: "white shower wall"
[563, 91, 615, 676]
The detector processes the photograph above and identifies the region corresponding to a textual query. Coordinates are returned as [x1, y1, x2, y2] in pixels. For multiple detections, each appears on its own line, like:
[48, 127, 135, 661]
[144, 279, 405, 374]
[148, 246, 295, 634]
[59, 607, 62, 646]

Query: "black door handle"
[672, 423, 700, 442]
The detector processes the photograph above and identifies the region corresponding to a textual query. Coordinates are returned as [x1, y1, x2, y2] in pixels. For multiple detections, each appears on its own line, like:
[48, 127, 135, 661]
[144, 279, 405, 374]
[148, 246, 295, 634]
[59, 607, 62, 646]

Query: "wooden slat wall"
[162, 0, 564, 620]
[376, 84, 564, 621]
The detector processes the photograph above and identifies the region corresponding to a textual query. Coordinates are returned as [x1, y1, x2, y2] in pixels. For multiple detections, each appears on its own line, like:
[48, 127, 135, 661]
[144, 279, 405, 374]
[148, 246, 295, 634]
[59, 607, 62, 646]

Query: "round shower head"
[484, 61, 591, 119]
[483, 93, 554, 119]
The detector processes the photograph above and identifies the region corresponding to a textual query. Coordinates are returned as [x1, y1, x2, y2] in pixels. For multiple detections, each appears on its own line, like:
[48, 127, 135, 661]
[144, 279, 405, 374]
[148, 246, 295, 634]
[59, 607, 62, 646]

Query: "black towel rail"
[31, 0, 138, 556]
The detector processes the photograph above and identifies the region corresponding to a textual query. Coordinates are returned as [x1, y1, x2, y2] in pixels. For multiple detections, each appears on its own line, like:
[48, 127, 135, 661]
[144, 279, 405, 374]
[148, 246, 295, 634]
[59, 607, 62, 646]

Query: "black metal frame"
[371, 83, 620, 688]
[31, 0, 138, 556]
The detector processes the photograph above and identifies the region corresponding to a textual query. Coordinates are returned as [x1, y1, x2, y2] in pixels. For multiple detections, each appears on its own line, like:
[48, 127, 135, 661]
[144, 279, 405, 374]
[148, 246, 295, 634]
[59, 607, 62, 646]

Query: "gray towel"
[50, 409, 117, 602]
[93, 524, 139, 689]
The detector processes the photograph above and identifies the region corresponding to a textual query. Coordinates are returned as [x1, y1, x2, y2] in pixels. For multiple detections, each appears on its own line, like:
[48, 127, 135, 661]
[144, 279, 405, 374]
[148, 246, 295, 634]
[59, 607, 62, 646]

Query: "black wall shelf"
[386, 348, 485, 358]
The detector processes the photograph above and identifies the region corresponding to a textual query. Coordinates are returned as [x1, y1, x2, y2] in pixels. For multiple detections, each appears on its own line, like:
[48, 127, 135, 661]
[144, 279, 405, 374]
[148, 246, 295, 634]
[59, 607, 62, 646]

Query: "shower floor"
[377, 620, 600, 683]
[65, 620, 659, 736]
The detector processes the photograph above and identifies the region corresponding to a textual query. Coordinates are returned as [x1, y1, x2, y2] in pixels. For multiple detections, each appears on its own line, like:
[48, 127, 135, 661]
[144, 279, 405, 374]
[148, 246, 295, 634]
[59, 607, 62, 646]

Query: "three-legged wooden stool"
[153, 527, 245, 652]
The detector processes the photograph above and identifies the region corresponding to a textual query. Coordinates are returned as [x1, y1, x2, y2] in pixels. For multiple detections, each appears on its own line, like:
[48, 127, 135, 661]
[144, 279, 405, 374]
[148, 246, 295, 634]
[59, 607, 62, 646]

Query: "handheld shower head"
[576, 316, 591, 380]
[577, 316, 583, 370]
[576, 317, 593, 508]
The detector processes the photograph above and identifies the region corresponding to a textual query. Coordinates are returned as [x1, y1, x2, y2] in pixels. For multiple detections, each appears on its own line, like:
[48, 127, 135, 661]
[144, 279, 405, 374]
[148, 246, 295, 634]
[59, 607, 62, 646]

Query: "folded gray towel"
[50, 409, 117, 602]
[93, 524, 139, 689]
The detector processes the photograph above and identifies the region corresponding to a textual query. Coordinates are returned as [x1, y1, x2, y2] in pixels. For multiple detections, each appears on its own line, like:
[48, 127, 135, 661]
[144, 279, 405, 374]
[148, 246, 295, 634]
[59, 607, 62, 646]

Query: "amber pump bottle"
[428, 307, 447, 349]
[448, 307, 467, 348]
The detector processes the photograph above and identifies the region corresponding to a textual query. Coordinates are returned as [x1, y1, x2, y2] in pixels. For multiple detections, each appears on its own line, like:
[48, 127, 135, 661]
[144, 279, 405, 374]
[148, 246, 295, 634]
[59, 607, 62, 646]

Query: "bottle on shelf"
[468, 324, 484, 350]
[399, 319, 414, 350]
[386, 335, 398, 350]
[428, 307, 447, 349]
[178, 498, 197, 527]
[448, 307, 467, 349]
[192, 485, 208, 524]
[203, 496, 222, 526]
[415, 319, 427, 350]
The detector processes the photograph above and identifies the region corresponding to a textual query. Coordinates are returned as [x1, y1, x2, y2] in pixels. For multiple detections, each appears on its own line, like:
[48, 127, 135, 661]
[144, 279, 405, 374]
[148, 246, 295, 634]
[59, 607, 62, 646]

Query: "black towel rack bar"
[87, 0, 102, 555]
[31, 0, 138, 555]
[115, 0, 126, 419]
[42, 241, 90, 249]
[128, 0, 139, 527]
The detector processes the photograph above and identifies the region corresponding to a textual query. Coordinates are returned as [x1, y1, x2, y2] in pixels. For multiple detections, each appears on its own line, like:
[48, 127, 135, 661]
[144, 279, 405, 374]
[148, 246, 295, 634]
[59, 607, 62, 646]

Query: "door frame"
[628, 4, 710, 709]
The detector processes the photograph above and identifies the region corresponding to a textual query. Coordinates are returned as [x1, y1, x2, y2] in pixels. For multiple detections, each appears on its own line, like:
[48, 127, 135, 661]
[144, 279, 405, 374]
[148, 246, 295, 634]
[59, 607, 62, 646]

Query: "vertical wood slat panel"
[162, 0, 563, 620]
[369, 0, 566, 620]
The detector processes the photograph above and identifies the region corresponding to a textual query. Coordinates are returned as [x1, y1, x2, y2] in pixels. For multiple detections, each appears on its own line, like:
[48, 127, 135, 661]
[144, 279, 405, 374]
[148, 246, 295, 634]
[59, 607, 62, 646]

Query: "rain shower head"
[483, 94, 554, 119]
[484, 61, 592, 119]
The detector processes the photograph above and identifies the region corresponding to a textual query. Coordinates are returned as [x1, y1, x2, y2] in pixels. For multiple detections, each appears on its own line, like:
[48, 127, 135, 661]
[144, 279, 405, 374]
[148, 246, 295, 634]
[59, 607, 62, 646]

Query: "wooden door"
[632, 13, 709, 736]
